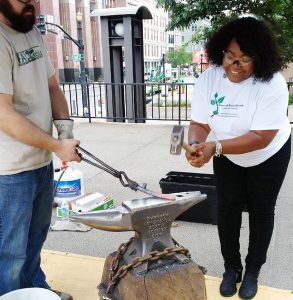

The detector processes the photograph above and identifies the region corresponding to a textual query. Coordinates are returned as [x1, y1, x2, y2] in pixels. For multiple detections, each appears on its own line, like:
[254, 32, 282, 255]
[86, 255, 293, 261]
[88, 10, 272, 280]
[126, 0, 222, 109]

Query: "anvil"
[70, 191, 206, 274]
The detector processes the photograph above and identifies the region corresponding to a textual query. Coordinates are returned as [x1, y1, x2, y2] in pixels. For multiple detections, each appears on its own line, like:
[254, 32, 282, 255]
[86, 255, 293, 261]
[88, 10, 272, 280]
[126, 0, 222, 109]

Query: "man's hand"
[53, 139, 81, 162]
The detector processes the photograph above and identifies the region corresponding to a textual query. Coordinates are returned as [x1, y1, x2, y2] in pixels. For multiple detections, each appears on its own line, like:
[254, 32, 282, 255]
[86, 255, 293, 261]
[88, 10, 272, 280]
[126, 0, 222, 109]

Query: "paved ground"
[44, 121, 293, 291]
[42, 250, 293, 300]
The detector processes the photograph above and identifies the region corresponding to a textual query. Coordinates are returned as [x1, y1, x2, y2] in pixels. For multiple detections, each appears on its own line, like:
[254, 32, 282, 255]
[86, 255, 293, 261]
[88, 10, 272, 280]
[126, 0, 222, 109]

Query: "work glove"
[53, 119, 74, 140]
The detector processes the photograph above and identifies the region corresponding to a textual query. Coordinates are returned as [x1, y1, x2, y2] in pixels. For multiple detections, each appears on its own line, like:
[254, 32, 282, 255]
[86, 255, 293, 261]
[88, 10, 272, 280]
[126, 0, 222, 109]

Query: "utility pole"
[160, 51, 167, 97]
[162, 53, 166, 85]
[76, 11, 89, 117]
[36, 14, 89, 118]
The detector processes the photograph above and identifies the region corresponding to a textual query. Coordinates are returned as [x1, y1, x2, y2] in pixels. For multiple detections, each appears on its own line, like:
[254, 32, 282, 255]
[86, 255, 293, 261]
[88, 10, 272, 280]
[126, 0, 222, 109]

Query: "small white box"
[70, 192, 114, 213]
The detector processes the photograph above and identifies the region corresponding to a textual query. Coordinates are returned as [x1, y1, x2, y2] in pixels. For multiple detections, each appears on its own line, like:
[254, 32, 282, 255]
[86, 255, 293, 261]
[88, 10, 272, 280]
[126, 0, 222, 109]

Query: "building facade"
[37, 0, 179, 82]
[36, 2, 293, 82]
[115, 0, 184, 76]
[38, 0, 115, 82]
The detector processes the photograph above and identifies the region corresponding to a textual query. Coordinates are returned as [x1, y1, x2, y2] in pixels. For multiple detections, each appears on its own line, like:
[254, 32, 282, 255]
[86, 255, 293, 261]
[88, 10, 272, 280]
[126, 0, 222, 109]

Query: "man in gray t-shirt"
[0, 1, 80, 299]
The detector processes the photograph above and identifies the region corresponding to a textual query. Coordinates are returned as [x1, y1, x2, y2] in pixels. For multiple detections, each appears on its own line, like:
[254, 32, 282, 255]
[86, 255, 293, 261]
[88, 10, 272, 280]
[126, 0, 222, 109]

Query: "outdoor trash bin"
[159, 171, 218, 225]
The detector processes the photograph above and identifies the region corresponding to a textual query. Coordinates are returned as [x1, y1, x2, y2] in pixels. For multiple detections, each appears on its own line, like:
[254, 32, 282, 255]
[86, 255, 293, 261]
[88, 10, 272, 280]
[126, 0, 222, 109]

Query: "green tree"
[157, 0, 293, 64]
[165, 45, 192, 73]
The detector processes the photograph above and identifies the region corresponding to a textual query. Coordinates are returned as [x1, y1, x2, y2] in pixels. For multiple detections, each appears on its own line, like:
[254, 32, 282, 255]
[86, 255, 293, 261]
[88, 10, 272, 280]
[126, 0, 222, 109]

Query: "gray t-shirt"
[0, 24, 55, 175]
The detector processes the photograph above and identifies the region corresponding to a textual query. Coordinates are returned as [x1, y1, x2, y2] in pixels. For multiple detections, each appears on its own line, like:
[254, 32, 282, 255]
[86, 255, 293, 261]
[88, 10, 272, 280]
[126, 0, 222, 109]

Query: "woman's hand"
[186, 142, 216, 168]
[186, 119, 211, 167]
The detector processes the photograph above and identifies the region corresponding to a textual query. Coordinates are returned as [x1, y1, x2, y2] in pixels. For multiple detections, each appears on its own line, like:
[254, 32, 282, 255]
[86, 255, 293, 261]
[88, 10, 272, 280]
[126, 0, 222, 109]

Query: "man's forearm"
[49, 76, 71, 119]
[0, 103, 59, 152]
[0, 92, 80, 162]
[50, 87, 70, 119]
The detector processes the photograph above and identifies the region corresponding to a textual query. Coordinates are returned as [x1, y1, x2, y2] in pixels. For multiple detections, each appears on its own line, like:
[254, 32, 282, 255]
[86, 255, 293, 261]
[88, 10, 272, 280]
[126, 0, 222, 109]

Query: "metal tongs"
[76, 146, 175, 201]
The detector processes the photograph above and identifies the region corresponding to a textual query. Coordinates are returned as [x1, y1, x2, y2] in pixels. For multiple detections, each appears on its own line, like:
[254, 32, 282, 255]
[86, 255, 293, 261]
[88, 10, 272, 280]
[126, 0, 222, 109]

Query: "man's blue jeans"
[0, 163, 53, 295]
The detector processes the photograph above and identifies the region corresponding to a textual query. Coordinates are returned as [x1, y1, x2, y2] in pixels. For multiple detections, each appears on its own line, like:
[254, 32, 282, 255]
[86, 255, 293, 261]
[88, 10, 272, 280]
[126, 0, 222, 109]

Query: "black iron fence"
[59, 81, 194, 123]
[60, 81, 293, 124]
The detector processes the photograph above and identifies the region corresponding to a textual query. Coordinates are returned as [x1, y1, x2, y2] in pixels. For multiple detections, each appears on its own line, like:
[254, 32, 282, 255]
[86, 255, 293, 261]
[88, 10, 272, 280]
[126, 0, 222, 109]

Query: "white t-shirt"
[0, 24, 55, 175]
[191, 66, 291, 167]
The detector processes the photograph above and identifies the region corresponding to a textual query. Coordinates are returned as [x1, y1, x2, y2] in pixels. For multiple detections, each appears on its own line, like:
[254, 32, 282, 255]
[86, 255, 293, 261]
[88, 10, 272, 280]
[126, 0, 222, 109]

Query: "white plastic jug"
[54, 162, 84, 206]
[0, 288, 60, 300]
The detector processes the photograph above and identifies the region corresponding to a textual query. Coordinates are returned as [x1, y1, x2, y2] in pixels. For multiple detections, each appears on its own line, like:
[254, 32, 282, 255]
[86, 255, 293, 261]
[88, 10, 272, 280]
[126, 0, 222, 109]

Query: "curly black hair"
[205, 16, 282, 82]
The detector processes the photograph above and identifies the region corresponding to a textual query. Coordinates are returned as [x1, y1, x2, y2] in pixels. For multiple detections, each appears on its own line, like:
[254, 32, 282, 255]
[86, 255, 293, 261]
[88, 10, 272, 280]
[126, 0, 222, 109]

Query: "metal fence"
[60, 82, 194, 123]
[60, 81, 293, 124]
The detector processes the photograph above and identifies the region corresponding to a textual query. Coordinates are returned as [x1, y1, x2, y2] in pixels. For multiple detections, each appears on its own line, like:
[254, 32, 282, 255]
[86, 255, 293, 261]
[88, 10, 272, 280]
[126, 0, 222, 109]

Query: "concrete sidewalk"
[44, 122, 293, 295]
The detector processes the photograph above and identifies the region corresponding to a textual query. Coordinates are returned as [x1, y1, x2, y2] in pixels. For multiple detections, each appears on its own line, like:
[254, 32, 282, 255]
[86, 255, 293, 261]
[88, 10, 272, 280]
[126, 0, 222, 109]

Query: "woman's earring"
[223, 73, 227, 78]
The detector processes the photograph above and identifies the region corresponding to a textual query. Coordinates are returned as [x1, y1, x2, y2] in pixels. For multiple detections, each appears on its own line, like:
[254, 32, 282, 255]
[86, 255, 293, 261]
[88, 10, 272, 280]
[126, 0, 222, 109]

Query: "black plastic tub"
[159, 172, 218, 225]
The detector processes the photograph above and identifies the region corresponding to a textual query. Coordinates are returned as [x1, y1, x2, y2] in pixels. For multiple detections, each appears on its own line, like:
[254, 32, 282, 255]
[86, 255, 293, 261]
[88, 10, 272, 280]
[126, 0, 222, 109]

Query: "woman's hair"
[206, 16, 282, 81]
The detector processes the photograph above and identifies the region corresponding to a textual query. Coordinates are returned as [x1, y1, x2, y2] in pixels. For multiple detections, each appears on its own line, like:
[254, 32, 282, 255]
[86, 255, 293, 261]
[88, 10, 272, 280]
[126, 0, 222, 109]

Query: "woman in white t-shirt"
[187, 16, 291, 299]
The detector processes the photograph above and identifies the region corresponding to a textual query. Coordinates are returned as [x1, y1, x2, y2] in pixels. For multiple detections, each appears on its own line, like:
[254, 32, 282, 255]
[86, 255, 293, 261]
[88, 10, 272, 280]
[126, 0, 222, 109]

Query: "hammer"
[170, 125, 197, 155]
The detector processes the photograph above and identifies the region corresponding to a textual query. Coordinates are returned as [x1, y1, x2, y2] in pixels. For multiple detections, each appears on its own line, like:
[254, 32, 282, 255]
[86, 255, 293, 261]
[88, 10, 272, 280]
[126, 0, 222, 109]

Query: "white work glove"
[53, 119, 74, 140]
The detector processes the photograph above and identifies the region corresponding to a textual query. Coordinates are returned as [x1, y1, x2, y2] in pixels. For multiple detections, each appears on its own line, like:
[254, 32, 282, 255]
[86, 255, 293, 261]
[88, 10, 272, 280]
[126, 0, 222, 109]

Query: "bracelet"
[189, 140, 200, 146]
[214, 141, 222, 157]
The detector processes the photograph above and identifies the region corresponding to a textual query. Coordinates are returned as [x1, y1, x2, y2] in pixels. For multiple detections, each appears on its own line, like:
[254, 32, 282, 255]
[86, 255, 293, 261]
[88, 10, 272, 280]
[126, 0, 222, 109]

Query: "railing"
[287, 81, 293, 95]
[287, 82, 293, 98]
[59, 81, 194, 124]
[60, 81, 293, 124]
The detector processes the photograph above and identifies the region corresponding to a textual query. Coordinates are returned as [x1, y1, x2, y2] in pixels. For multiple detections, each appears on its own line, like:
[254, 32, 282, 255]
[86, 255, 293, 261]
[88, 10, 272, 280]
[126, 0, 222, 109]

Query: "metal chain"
[173, 238, 206, 274]
[172, 237, 191, 259]
[108, 238, 134, 284]
[105, 238, 191, 296]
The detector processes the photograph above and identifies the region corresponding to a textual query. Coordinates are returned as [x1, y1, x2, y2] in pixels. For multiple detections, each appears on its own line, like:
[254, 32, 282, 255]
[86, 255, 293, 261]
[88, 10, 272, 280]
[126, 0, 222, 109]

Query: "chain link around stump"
[105, 238, 192, 297]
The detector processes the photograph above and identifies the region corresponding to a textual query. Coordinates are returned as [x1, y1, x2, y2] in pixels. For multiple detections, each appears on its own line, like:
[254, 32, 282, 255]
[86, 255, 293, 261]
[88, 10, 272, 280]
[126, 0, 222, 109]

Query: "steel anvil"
[70, 191, 206, 274]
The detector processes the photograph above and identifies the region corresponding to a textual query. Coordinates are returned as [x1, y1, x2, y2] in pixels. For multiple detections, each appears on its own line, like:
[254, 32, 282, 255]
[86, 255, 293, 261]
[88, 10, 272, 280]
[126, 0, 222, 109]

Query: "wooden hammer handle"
[182, 142, 197, 154]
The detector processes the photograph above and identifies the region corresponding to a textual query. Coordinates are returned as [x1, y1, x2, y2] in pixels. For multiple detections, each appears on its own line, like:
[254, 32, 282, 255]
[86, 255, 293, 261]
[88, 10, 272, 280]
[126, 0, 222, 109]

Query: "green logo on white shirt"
[211, 92, 225, 117]
[16, 46, 43, 66]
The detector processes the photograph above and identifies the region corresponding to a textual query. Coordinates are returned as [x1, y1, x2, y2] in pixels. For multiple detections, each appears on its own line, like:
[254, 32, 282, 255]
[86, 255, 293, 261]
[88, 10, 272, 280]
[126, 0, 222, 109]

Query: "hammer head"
[170, 125, 184, 155]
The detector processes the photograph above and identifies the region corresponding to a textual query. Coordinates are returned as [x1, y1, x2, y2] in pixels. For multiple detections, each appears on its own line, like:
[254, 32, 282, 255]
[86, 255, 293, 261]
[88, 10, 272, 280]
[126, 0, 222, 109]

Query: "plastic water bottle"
[54, 162, 84, 206]
[60, 198, 69, 221]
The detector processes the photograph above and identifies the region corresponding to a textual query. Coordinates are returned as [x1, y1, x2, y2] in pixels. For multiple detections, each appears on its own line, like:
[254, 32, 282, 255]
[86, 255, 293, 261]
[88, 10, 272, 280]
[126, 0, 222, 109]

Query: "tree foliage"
[165, 45, 192, 67]
[157, 0, 293, 64]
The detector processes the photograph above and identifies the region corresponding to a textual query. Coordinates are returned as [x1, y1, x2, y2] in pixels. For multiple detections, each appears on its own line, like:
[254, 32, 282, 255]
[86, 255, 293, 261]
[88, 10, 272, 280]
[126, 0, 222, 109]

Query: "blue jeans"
[0, 163, 53, 295]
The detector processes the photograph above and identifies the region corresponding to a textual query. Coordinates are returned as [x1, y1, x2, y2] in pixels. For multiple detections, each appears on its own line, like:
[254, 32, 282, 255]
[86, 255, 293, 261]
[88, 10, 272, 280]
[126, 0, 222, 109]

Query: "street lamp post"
[76, 11, 89, 117]
[200, 53, 203, 73]
[162, 53, 166, 84]
[161, 51, 167, 97]
[37, 14, 89, 118]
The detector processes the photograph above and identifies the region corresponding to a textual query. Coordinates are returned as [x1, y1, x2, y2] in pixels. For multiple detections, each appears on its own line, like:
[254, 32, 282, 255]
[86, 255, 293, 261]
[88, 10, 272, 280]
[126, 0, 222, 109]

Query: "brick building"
[36, 0, 115, 82]
[36, 0, 175, 83]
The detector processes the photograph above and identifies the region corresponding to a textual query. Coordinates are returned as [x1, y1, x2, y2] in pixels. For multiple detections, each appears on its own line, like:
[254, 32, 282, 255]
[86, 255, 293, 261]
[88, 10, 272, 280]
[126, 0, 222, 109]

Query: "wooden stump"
[98, 254, 207, 300]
